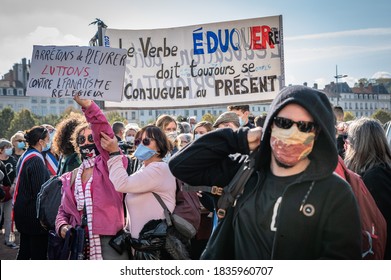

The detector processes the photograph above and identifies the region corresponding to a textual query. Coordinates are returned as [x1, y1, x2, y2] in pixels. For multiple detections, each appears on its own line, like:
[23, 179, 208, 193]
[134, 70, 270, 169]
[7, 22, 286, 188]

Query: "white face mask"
[194, 134, 202, 140]
[166, 131, 177, 142]
[125, 136, 135, 144]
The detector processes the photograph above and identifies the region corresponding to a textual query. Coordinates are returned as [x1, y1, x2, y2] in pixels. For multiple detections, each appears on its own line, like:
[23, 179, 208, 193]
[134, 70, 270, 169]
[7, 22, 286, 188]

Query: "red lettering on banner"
[41, 65, 90, 77]
[251, 25, 274, 50]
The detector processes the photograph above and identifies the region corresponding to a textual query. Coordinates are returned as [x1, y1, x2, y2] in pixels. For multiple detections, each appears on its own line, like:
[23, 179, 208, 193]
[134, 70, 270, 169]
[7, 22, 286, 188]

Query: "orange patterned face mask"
[270, 125, 315, 167]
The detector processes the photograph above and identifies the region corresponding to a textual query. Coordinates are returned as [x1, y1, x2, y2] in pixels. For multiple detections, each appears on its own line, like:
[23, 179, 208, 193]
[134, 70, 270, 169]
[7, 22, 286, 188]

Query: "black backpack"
[36, 168, 78, 230]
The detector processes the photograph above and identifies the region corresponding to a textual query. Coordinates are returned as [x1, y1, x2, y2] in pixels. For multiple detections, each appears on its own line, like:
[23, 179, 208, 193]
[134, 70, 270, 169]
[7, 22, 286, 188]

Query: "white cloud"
[372, 71, 391, 79]
[285, 44, 391, 63]
[0, 26, 85, 75]
[285, 28, 391, 41]
[26, 26, 84, 46]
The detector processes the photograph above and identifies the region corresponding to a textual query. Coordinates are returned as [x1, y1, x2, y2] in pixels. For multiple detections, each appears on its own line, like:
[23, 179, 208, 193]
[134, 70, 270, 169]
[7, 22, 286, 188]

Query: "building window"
[149, 110, 153, 116]
[50, 99, 56, 104]
[131, 111, 136, 119]
[59, 99, 65, 104]
[41, 99, 47, 104]
[32, 98, 38, 104]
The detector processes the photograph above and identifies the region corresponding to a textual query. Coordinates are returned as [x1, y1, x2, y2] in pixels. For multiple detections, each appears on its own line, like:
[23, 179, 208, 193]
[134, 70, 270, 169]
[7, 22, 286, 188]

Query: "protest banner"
[104, 15, 284, 109]
[26, 45, 127, 102]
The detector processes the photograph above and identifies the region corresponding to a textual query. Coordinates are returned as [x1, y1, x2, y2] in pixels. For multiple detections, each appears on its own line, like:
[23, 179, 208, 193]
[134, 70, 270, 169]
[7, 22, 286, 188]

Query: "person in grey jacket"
[169, 85, 362, 259]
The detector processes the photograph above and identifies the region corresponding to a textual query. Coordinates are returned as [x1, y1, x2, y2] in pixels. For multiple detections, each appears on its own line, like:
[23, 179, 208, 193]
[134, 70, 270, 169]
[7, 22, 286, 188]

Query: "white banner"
[104, 16, 284, 109]
[26, 45, 127, 102]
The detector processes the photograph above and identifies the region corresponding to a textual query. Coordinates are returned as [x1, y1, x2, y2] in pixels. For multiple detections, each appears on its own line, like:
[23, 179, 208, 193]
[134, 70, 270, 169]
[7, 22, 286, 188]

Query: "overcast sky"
[1, 0, 390, 88]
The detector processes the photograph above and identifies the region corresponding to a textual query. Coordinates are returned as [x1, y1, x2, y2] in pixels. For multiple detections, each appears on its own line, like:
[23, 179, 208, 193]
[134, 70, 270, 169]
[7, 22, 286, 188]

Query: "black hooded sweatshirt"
[169, 85, 362, 260]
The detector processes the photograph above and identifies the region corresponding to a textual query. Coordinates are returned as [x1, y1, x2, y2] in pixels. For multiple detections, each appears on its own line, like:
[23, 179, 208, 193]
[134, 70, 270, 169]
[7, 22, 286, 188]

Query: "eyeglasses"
[134, 137, 154, 146]
[77, 134, 94, 145]
[273, 116, 317, 133]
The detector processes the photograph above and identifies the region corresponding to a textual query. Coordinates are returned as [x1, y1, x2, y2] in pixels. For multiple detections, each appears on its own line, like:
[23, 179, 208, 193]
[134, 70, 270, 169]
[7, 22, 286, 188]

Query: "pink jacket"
[55, 101, 127, 236]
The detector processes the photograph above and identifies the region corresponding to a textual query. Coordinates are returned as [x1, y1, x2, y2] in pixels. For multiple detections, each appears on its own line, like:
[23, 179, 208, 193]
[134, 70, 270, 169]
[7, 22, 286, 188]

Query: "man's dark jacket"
[169, 85, 362, 260]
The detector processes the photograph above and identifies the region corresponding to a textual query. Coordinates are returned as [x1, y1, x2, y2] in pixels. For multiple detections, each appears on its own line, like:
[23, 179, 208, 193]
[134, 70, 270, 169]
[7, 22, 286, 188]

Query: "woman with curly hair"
[52, 112, 85, 175]
[55, 96, 128, 259]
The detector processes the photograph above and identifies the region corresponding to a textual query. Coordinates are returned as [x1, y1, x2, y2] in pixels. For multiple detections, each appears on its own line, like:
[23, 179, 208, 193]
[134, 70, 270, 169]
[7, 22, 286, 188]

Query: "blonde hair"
[344, 117, 391, 174]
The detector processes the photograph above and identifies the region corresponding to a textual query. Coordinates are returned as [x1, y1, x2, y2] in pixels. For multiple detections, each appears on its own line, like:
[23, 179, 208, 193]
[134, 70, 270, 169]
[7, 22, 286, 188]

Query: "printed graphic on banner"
[26, 45, 127, 102]
[104, 15, 284, 109]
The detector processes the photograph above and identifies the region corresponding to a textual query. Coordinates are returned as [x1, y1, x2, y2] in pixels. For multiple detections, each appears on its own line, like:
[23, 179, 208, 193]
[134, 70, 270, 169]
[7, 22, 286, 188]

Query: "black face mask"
[79, 143, 100, 160]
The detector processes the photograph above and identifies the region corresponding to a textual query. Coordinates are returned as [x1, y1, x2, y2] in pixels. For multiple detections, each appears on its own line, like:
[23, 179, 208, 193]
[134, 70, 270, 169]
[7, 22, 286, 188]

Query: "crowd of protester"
[1, 85, 390, 260]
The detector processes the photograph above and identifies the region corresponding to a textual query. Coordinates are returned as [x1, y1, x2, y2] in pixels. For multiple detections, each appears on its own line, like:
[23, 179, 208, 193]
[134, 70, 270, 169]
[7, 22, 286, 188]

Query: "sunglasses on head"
[134, 137, 154, 146]
[77, 134, 94, 145]
[273, 116, 317, 133]
[40, 128, 48, 139]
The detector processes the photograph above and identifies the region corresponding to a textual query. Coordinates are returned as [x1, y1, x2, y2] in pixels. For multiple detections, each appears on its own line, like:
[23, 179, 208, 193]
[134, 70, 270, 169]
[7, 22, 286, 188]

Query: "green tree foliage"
[176, 115, 187, 122]
[7, 109, 38, 139]
[344, 111, 355, 122]
[36, 114, 62, 127]
[105, 110, 127, 125]
[371, 109, 391, 124]
[60, 106, 82, 119]
[0, 107, 15, 139]
[201, 113, 216, 124]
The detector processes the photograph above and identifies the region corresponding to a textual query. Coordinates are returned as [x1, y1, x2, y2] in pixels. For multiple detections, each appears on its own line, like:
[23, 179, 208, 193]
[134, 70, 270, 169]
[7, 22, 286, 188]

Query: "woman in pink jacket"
[55, 96, 128, 260]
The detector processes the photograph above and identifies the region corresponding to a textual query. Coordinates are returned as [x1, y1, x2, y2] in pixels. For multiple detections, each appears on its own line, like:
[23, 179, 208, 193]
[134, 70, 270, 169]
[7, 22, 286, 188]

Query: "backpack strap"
[182, 184, 224, 196]
[152, 192, 173, 227]
[216, 152, 256, 219]
[70, 168, 79, 186]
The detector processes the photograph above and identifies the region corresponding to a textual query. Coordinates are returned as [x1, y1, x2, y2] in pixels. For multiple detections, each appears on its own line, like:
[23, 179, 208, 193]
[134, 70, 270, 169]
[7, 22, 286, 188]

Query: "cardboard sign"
[104, 16, 284, 109]
[26, 45, 127, 102]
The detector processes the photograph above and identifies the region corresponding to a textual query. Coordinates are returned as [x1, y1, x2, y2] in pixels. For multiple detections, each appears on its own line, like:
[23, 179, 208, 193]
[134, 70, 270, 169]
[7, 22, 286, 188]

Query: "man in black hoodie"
[169, 85, 362, 259]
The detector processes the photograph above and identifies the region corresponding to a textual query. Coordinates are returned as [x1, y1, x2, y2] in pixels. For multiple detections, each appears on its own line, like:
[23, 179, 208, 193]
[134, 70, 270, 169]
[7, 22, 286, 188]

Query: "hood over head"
[257, 85, 337, 180]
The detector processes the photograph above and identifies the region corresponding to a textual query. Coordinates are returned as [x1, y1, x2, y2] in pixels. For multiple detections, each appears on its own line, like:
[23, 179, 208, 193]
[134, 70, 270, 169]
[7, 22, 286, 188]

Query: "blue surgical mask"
[239, 117, 245, 127]
[5, 148, 13, 156]
[42, 141, 51, 152]
[194, 134, 201, 140]
[17, 141, 26, 150]
[49, 131, 55, 142]
[134, 144, 157, 161]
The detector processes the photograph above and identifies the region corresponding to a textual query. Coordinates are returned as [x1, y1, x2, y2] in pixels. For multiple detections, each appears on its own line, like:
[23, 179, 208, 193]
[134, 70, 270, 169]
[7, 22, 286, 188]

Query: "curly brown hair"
[52, 112, 86, 156]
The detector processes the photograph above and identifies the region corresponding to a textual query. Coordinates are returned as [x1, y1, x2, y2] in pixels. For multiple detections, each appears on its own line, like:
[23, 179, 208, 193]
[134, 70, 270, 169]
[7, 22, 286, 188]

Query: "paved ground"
[0, 230, 19, 260]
